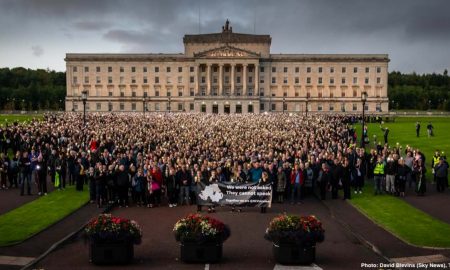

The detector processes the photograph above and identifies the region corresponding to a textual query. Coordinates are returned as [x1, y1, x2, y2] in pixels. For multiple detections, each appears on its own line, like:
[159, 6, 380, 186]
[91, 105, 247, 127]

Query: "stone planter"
[180, 242, 223, 263]
[89, 240, 134, 265]
[272, 243, 315, 265]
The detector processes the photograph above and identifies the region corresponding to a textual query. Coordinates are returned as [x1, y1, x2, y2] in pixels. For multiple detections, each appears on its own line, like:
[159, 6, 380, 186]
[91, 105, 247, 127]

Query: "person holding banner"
[230, 165, 246, 212]
[259, 171, 270, 213]
[194, 170, 207, 212]
[207, 170, 219, 213]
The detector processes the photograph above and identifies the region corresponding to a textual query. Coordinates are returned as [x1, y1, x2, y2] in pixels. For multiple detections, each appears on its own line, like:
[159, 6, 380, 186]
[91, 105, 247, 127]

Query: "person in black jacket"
[331, 159, 343, 199]
[115, 164, 130, 207]
[317, 163, 331, 200]
[166, 167, 179, 207]
[396, 158, 410, 197]
[35, 155, 47, 196]
[19, 151, 32, 196]
[342, 158, 352, 200]
[176, 164, 192, 205]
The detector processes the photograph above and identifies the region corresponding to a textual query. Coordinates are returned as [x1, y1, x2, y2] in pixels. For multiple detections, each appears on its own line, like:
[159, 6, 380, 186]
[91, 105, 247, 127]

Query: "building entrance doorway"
[212, 104, 219, 114]
[224, 104, 230, 114]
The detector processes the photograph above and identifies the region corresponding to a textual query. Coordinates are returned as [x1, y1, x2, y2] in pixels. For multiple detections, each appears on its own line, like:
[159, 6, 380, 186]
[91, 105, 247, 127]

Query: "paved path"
[0, 181, 56, 215]
[322, 197, 450, 261]
[402, 184, 450, 224]
[0, 202, 102, 270]
[37, 197, 386, 270]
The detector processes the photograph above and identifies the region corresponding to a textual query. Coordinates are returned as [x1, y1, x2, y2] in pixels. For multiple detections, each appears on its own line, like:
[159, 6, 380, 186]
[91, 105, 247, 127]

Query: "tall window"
[342, 67, 346, 73]
[131, 66, 136, 72]
[307, 67, 311, 73]
[108, 66, 112, 72]
[272, 67, 276, 72]
[295, 67, 299, 73]
[120, 67, 124, 73]
[143, 67, 147, 72]
[96, 67, 100, 72]
[318, 67, 323, 73]
[84, 66, 89, 72]
[353, 67, 358, 73]
[283, 67, 288, 73]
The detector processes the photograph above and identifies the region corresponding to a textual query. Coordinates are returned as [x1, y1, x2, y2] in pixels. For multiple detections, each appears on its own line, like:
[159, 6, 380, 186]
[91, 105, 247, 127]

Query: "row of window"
[73, 66, 383, 74]
[79, 87, 381, 98]
[74, 75, 382, 85]
[74, 102, 382, 113]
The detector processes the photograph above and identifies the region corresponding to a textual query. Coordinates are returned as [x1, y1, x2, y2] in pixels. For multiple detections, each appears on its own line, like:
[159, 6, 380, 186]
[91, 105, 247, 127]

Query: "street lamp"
[168, 96, 172, 113]
[142, 97, 147, 115]
[305, 97, 309, 117]
[81, 90, 88, 126]
[361, 91, 368, 148]
[59, 99, 63, 111]
[283, 97, 286, 113]
[428, 99, 432, 111]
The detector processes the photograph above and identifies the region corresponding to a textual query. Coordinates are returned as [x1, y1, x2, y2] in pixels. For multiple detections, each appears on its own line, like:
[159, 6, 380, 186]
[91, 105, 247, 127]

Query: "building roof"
[65, 53, 189, 62]
[183, 32, 271, 44]
[184, 19, 271, 44]
[268, 54, 390, 62]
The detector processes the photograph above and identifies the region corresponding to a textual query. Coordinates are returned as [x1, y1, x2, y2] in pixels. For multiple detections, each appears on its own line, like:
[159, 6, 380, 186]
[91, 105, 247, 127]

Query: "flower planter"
[89, 240, 134, 265]
[180, 242, 223, 263]
[273, 243, 315, 265]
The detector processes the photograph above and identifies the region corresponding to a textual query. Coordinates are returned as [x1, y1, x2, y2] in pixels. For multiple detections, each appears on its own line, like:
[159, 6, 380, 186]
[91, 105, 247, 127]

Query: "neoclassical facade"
[65, 21, 389, 114]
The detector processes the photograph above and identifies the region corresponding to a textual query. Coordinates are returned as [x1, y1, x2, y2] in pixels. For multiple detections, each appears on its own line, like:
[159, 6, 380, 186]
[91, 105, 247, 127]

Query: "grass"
[355, 117, 450, 180]
[0, 114, 43, 127]
[0, 186, 89, 246]
[350, 184, 450, 248]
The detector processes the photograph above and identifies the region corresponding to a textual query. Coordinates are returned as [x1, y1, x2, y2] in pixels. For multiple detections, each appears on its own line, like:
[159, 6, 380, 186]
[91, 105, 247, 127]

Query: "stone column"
[254, 63, 259, 96]
[195, 64, 200, 95]
[219, 64, 223, 96]
[243, 64, 248, 96]
[231, 64, 235, 95]
[206, 63, 211, 96]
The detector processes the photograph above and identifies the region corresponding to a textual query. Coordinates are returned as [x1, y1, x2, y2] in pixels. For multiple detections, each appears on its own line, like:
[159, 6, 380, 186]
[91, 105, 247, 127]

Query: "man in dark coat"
[115, 164, 130, 207]
[331, 159, 343, 199]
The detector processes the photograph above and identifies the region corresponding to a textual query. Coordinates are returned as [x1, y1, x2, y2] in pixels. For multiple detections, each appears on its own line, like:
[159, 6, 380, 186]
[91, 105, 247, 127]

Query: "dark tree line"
[388, 69, 450, 111]
[0, 67, 65, 111]
[0, 67, 449, 111]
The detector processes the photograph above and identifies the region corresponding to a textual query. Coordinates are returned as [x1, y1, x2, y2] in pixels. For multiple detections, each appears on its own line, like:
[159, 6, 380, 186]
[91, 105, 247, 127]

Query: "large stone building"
[65, 20, 389, 114]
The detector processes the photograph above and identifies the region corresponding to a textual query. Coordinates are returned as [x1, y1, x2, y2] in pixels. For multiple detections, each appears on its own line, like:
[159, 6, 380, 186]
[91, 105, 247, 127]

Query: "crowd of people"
[0, 113, 448, 212]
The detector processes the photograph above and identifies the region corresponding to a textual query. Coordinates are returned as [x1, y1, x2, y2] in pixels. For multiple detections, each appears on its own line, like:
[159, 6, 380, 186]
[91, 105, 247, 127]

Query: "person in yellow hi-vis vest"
[431, 150, 440, 183]
[373, 156, 385, 195]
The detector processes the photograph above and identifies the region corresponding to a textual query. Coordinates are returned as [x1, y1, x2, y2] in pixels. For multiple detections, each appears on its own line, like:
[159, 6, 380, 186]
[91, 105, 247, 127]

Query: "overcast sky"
[0, 0, 449, 73]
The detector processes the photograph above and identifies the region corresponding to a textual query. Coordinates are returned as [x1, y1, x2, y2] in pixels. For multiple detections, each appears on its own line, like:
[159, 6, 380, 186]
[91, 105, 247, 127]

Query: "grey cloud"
[73, 21, 110, 31]
[31, 45, 44, 57]
[1, 0, 450, 72]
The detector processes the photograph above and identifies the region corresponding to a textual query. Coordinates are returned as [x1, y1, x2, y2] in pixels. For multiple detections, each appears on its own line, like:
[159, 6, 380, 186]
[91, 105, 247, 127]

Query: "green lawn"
[350, 185, 450, 248]
[0, 186, 89, 246]
[0, 114, 43, 127]
[356, 117, 450, 179]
